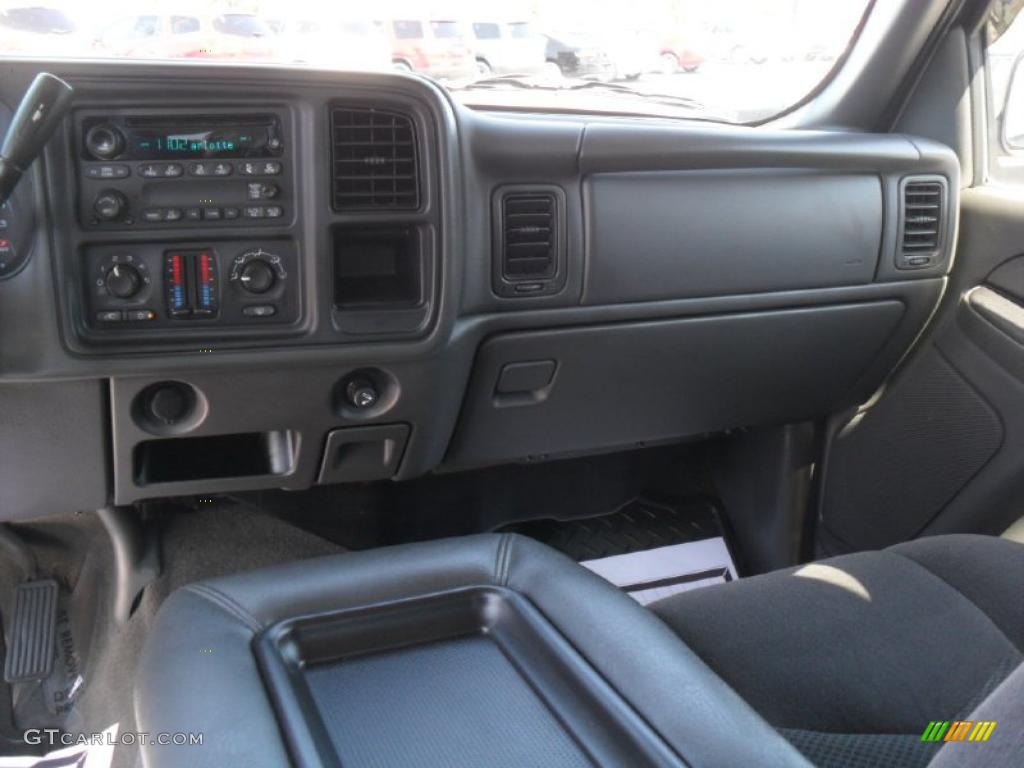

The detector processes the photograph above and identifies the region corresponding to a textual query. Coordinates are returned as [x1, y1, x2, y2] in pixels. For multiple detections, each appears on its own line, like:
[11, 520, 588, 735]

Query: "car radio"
[74, 110, 291, 230]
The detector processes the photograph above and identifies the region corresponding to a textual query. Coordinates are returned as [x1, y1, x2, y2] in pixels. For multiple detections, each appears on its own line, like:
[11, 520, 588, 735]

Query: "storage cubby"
[332, 226, 422, 308]
[133, 430, 296, 485]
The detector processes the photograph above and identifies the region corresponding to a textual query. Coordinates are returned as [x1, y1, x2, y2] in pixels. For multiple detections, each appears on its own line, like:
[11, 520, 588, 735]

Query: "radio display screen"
[80, 115, 285, 160]
[130, 126, 273, 159]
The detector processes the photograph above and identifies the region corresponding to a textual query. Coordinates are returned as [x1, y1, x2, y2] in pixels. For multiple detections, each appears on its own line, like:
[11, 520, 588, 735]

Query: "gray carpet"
[1, 501, 343, 767]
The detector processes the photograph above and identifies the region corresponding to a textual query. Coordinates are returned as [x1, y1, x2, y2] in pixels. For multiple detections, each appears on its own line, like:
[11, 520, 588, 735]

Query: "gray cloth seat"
[649, 534, 1024, 768]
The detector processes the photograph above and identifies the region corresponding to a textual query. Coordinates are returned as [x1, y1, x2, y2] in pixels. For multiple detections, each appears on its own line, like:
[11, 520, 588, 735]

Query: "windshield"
[0, 0, 872, 124]
[212, 14, 271, 38]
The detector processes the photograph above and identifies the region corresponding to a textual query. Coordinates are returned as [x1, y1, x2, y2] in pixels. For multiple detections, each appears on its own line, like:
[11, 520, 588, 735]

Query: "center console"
[72, 108, 302, 338]
[137, 534, 805, 768]
[57, 92, 442, 351]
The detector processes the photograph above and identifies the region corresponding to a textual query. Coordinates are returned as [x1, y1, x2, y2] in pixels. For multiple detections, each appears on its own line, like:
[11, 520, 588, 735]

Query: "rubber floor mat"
[505, 496, 722, 560]
[504, 497, 738, 603]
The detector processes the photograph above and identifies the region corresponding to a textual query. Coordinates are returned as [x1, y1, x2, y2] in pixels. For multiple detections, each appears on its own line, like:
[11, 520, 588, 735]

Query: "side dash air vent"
[899, 178, 945, 269]
[494, 188, 566, 297]
[502, 193, 556, 279]
[330, 107, 418, 211]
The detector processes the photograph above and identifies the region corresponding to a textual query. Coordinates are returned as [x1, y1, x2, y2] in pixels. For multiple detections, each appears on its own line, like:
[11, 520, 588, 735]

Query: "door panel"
[819, 188, 1024, 553]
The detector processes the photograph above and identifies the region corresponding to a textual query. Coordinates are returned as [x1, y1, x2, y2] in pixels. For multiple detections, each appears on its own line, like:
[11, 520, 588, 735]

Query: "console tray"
[255, 587, 683, 768]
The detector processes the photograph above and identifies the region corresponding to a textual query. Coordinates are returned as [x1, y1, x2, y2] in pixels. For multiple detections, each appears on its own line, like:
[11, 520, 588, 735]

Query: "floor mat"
[1, 501, 343, 768]
[505, 496, 738, 603]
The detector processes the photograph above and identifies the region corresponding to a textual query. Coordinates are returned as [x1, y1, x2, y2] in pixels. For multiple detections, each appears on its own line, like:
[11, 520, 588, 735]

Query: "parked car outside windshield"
[0, 0, 872, 123]
[471, 21, 547, 77]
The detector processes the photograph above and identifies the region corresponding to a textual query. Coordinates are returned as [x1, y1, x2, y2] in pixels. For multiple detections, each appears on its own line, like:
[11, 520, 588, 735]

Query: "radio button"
[244, 206, 264, 219]
[247, 181, 279, 200]
[184, 207, 202, 222]
[189, 162, 210, 177]
[223, 207, 240, 220]
[203, 207, 222, 220]
[164, 208, 183, 222]
[141, 209, 163, 223]
[239, 160, 282, 176]
[140, 163, 162, 178]
[242, 304, 276, 318]
[164, 163, 184, 178]
[212, 162, 233, 177]
[265, 205, 283, 219]
[86, 164, 130, 179]
[125, 309, 156, 322]
[97, 310, 123, 323]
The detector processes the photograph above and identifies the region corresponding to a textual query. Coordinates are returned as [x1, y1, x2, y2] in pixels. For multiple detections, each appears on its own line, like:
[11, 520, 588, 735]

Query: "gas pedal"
[3, 579, 58, 684]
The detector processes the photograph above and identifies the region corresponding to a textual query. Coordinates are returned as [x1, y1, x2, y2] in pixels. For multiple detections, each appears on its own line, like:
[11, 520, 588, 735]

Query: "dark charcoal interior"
[2, 1, 1024, 766]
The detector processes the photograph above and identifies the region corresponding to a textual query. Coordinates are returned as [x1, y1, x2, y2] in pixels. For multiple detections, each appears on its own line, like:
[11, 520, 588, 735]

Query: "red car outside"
[388, 19, 477, 81]
[659, 37, 705, 73]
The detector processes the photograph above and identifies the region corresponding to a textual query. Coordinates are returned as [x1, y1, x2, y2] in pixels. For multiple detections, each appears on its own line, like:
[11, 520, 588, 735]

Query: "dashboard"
[0, 60, 959, 519]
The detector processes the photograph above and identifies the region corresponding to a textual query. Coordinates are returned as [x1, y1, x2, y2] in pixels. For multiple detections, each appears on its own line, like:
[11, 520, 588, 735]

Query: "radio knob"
[94, 189, 127, 221]
[105, 263, 142, 299]
[85, 124, 125, 160]
[238, 259, 275, 294]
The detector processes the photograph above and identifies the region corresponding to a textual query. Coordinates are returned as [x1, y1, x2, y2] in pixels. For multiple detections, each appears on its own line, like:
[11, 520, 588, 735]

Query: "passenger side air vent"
[502, 194, 556, 278]
[493, 187, 566, 297]
[330, 107, 418, 211]
[899, 178, 945, 270]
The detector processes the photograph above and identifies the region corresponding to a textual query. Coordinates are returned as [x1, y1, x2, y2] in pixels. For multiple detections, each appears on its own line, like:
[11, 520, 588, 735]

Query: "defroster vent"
[331, 107, 418, 211]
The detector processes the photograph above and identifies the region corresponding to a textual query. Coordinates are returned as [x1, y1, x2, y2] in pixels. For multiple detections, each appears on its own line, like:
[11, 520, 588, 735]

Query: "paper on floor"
[582, 537, 738, 605]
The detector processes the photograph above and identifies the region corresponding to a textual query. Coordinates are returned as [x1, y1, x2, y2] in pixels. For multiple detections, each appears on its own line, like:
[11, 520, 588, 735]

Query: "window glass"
[0, 1, 875, 124]
[0, 6, 75, 34]
[212, 14, 271, 38]
[986, 1, 1024, 176]
[474, 23, 501, 40]
[170, 16, 200, 36]
[430, 21, 462, 39]
[508, 22, 533, 39]
[393, 20, 423, 40]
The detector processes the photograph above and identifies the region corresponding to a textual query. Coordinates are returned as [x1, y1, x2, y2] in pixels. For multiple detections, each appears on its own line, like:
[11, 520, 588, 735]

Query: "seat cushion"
[134, 532, 810, 768]
[649, 534, 1024, 767]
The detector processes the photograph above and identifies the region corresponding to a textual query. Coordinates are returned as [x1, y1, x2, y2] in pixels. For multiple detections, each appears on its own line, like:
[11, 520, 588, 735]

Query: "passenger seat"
[649, 534, 1024, 767]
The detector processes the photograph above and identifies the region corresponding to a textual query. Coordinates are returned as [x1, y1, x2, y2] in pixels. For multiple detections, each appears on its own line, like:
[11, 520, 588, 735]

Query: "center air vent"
[899, 178, 945, 269]
[330, 107, 418, 211]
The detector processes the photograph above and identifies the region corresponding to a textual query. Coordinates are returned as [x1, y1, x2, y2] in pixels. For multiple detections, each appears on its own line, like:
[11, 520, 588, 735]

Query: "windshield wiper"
[454, 74, 712, 116]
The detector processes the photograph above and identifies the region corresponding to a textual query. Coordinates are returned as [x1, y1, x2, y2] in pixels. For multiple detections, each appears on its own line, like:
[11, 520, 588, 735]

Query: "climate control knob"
[104, 263, 141, 299]
[238, 259, 275, 294]
[93, 189, 127, 221]
[231, 249, 286, 295]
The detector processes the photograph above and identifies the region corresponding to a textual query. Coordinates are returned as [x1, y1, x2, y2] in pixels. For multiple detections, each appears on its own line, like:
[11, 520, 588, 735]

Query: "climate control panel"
[84, 240, 299, 336]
